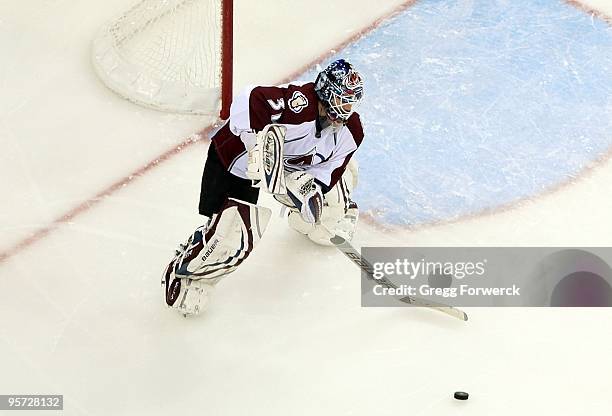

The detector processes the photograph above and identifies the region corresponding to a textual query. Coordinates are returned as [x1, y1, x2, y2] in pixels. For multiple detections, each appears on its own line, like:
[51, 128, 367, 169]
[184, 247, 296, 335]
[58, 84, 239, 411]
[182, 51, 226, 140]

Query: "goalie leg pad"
[162, 198, 272, 314]
[178, 198, 271, 282]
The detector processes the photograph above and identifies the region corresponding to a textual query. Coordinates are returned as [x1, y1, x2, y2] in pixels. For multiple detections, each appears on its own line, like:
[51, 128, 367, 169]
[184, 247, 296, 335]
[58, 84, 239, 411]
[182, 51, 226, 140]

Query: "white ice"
[1, 0, 611, 415]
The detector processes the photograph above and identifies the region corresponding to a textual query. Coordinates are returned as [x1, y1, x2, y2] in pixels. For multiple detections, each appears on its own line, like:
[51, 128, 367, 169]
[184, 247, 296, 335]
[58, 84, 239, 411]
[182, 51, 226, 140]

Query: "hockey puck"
[454, 391, 469, 400]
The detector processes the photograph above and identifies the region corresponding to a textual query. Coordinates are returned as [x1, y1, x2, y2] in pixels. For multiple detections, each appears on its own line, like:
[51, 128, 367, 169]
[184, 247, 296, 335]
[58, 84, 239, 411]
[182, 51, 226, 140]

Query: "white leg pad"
[163, 198, 271, 314]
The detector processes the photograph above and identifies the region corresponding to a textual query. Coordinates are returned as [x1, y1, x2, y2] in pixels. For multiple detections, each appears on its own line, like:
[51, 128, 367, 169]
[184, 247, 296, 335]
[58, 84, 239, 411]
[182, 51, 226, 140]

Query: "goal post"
[91, 0, 233, 118]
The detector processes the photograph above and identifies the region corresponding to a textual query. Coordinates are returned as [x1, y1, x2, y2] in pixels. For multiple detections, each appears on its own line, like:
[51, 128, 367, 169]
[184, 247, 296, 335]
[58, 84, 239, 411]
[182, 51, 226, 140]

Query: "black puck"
[454, 391, 469, 400]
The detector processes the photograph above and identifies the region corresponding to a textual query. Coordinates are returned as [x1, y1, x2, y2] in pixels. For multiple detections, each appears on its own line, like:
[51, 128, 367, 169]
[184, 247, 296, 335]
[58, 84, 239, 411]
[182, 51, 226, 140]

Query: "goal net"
[92, 0, 232, 117]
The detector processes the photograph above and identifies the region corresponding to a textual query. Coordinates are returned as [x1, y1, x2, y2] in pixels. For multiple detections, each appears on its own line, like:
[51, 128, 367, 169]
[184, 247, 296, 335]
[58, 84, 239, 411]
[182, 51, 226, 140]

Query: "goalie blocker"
[163, 198, 272, 315]
[246, 124, 287, 195]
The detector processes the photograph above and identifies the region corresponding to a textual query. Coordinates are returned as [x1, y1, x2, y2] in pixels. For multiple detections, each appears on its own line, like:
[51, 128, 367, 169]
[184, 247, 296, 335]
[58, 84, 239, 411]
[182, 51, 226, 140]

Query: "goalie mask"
[314, 59, 364, 123]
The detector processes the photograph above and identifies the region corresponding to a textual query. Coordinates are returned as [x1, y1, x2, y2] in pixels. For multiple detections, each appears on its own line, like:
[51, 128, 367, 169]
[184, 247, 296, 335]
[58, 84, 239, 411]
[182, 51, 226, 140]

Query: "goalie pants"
[198, 144, 260, 217]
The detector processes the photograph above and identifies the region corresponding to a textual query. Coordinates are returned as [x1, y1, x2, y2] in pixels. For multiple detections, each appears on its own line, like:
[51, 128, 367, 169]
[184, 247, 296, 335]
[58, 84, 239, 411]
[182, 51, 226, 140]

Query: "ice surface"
[1, 0, 612, 415]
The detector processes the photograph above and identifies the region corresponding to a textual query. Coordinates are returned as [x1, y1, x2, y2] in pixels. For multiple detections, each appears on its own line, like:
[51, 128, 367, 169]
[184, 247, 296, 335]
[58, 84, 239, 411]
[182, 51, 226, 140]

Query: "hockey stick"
[330, 236, 468, 322]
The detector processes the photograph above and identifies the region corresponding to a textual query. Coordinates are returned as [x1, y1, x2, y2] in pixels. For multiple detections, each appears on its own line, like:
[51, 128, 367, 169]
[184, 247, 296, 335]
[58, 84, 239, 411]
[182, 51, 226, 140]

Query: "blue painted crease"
[300, 0, 612, 225]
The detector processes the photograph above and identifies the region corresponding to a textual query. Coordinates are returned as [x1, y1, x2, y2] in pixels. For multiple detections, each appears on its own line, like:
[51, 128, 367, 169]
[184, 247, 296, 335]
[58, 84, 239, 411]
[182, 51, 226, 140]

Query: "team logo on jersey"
[288, 91, 308, 113]
[284, 147, 319, 171]
[285, 153, 314, 167]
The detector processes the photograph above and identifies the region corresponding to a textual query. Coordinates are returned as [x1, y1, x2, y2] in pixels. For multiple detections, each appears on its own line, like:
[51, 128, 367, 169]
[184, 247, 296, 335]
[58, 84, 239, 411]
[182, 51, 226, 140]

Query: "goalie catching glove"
[284, 171, 324, 224]
[279, 159, 359, 246]
[274, 171, 324, 225]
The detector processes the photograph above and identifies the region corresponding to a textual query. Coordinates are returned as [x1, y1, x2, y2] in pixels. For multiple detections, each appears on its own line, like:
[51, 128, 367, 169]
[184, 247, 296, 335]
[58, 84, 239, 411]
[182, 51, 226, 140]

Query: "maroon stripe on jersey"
[211, 123, 246, 169]
[346, 113, 364, 146]
[329, 151, 356, 191]
[328, 112, 364, 189]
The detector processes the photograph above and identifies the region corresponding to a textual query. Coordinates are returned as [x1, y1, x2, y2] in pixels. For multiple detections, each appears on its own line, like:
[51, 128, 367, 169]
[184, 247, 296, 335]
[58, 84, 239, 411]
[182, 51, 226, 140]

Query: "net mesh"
[92, 0, 224, 115]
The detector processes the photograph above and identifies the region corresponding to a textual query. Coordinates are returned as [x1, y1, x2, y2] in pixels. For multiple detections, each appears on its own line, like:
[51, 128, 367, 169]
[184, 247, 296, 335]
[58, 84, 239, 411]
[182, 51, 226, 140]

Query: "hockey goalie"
[163, 59, 365, 315]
